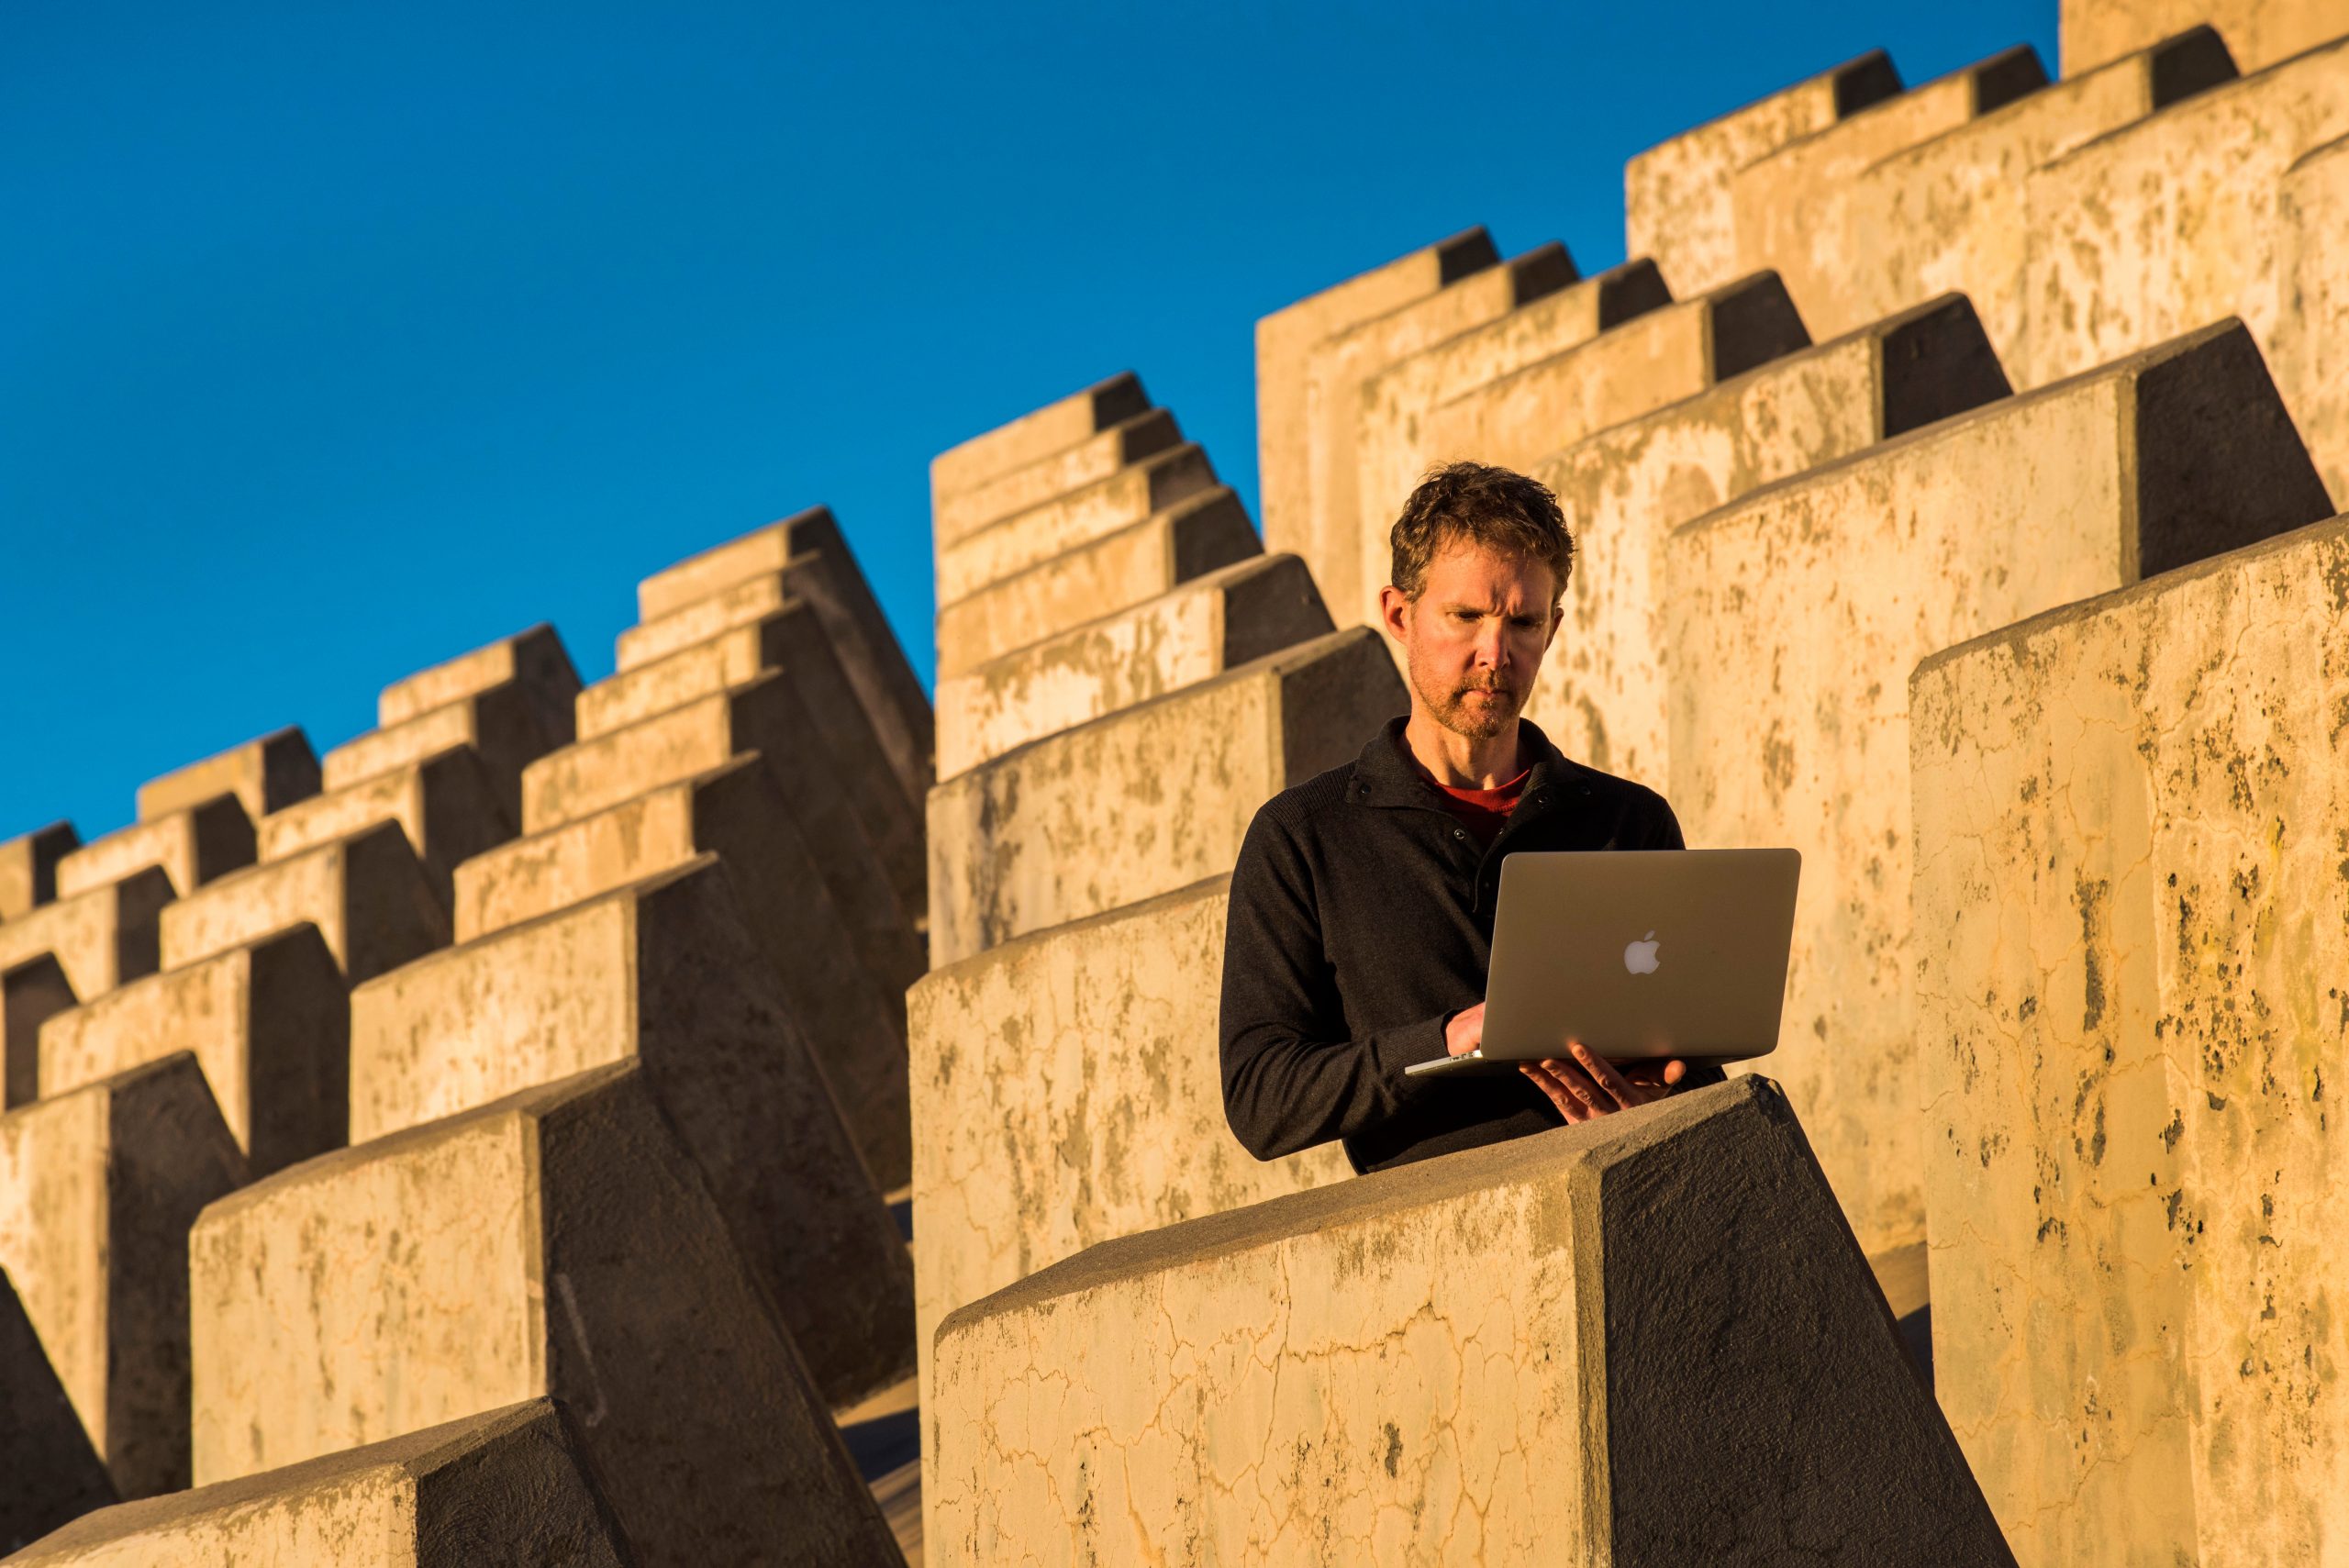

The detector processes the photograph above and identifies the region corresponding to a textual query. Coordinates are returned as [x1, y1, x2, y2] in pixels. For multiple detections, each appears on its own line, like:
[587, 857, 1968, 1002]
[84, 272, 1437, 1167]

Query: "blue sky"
[1, 0, 2056, 842]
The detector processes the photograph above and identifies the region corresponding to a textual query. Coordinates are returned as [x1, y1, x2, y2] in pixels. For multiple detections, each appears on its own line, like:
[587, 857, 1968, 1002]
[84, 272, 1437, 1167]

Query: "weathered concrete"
[927, 626, 1406, 965]
[348, 856, 914, 1406]
[52, 796, 253, 903]
[522, 671, 922, 996]
[933, 486, 1262, 679]
[1522, 294, 2011, 785]
[0, 823, 78, 922]
[623, 507, 934, 807]
[930, 372, 1151, 514]
[929, 1078, 2011, 1565]
[0, 1055, 247, 1501]
[1287, 243, 1579, 635]
[158, 821, 448, 986]
[322, 680, 567, 832]
[38, 925, 346, 1176]
[192, 1062, 902, 1566]
[1910, 517, 2349, 1568]
[0, 1267, 116, 1556]
[934, 406, 1183, 551]
[0, 869, 177, 1092]
[909, 877, 1353, 1436]
[1625, 50, 1901, 298]
[135, 728, 319, 827]
[935, 553, 1334, 779]
[452, 757, 911, 1188]
[936, 440, 1219, 606]
[2281, 133, 2349, 511]
[2064, 0, 2349, 75]
[1257, 228, 1499, 555]
[2, 958, 75, 1110]
[1663, 321, 2333, 1262]
[7, 1400, 631, 1568]
[375, 621, 580, 733]
[255, 746, 512, 911]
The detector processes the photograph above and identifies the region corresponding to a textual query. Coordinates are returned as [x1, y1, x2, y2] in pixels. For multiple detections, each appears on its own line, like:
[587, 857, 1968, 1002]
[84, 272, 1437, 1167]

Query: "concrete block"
[1910, 517, 2349, 1568]
[322, 679, 566, 831]
[0, 823, 79, 921]
[2064, 0, 2349, 75]
[930, 371, 1152, 512]
[927, 626, 1406, 965]
[255, 745, 513, 911]
[52, 796, 253, 903]
[0, 869, 177, 1082]
[158, 821, 449, 986]
[624, 507, 933, 807]
[935, 553, 1334, 779]
[3, 957, 75, 1110]
[935, 440, 1218, 606]
[1663, 320, 2332, 1261]
[6, 1400, 630, 1568]
[192, 1061, 902, 1565]
[452, 758, 910, 1188]
[1287, 242, 1579, 635]
[1522, 294, 2011, 784]
[348, 856, 914, 1406]
[375, 620, 580, 732]
[0, 1267, 116, 1556]
[934, 486, 1262, 679]
[1257, 228, 1499, 555]
[0, 1055, 247, 1500]
[135, 727, 319, 826]
[928, 1078, 2010, 1565]
[909, 877, 1353, 1419]
[933, 406, 1183, 551]
[1625, 50, 1901, 297]
[38, 925, 347, 1176]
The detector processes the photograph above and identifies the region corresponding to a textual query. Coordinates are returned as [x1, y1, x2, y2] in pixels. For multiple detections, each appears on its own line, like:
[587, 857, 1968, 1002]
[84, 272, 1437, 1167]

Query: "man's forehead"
[1423, 539, 1553, 599]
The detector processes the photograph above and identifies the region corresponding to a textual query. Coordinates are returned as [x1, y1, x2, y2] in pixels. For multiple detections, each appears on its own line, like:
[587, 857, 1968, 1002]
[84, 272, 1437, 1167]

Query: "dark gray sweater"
[1219, 716, 1717, 1173]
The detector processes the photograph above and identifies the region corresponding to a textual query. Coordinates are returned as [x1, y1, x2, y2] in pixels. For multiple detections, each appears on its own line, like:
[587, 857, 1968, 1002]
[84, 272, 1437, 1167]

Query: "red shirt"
[1427, 765, 1531, 849]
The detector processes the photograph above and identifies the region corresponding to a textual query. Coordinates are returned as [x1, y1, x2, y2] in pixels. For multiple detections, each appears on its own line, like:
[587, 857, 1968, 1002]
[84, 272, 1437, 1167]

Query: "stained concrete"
[933, 406, 1183, 552]
[930, 372, 1152, 514]
[347, 856, 914, 1407]
[933, 486, 1263, 679]
[926, 626, 1406, 965]
[256, 746, 512, 912]
[934, 553, 1334, 779]
[322, 680, 567, 832]
[158, 821, 448, 987]
[1625, 50, 1901, 298]
[0, 824, 78, 923]
[7, 1400, 631, 1567]
[375, 622, 580, 734]
[936, 441, 1218, 606]
[929, 1078, 2011, 1565]
[191, 1062, 902, 1566]
[452, 757, 911, 1188]
[1663, 321, 2332, 1262]
[2, 959, 74, 1111]
[0, 1055, 247, 1501]
[0, 872, 177, 1098]
[1910, 517, 2349, 1568]
[53, 796, 252, 904]
[1522, 294, 2010, 785]
[0, 1267, 116, 1556]
[2063, 0, 2349, 74]
[623, 508, 935, 808]
[39, 925, 347, 1176]
[135, 728, 320, 828]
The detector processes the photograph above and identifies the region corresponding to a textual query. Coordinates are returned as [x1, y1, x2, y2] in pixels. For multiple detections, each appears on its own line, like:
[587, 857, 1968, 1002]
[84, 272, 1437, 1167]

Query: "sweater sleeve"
[1219, 804, 1450, 1162]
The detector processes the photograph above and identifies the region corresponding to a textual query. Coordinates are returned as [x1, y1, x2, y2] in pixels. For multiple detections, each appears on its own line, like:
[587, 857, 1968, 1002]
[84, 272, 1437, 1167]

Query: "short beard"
[1408, 659, 1525, 742]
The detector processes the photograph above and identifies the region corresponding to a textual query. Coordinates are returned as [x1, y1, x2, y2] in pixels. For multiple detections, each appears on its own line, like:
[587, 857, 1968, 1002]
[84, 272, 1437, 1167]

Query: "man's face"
[1382, 539, 1561, 740]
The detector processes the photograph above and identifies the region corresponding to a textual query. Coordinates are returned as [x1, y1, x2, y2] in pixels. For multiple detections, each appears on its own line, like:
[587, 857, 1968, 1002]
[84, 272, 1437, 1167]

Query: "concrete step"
[2065, 0, 2338, 76]
[0, 1266, 117, 1555]
[134, 726, 318, 826]
[933, 406, 1181, 552]
[256, 745, 513, 911]
[930, 372, 1150, 512]
[374, 621, 580, 732]
[0, 822, 79, 920]
[52, 795, 252, 902]
[0, 869, 177, 1101]
[933, 440, 1217, 605]
[321, 679, 567, 830]
[158, 820, 448, 986]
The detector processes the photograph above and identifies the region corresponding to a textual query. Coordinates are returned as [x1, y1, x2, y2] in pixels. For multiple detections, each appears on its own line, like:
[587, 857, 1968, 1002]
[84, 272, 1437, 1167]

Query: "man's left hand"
[1520, 1041, 1687, 1123]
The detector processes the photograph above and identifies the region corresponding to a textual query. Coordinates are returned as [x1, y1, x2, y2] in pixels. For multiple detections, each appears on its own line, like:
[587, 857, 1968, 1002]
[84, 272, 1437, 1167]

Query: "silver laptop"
[1404, 848, 1800, 1078]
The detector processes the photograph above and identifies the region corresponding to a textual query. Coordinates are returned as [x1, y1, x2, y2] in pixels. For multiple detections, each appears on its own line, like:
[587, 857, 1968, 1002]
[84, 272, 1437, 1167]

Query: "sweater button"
[1453, 828, 1466, 840]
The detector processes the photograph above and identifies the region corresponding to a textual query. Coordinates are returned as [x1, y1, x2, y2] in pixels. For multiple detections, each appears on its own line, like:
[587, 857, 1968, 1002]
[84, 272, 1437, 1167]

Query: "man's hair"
[1389, 460, 1575, 606]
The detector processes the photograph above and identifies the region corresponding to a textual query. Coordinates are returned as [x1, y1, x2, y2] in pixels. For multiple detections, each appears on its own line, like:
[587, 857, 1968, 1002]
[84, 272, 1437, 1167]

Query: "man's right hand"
[1444, 1002, 1486, 1057]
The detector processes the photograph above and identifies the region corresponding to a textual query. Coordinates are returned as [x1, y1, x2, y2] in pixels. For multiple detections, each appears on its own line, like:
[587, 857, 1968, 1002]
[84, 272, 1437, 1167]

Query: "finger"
[1568, 1041, 1645, 1107]
[1540, 1056, 1614, 1114]
[1520, 1063, 1590, 1122]
[1663, 1059, 1688, 1086]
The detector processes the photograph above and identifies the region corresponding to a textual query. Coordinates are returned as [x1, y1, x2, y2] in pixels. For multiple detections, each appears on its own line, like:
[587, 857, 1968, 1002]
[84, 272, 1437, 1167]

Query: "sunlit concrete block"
[1625, 50, 1900, 297]
[933, 487, 1262, 679]
[1911, 517, 2349, 1568]
[1521, 294, 2010, 785]
[158, 820, 448, 986]
[191, 1062, 902, 1565]
[374, 621, 580, 732]
[7, 1400, 628, 1568]
[453, 758, 910, 1189]
[2064, 0, 2349, 74]
[39, 925, 346, 1175]
[2281, 126, 2349, 511]
[0, 1267, 117, 1556]
[929, 371, 1152, 515]
[0, 822, 78, 922]
[1664, 320, 2332, 1261]
[349, 856, 914, 1407]
[0, 1055, 246, 1501]
[936, 441, 1218, 606]
[0, 871, 177, 1102]
[1, 960, 74, 1112]
[929, 1078, 2010, 1566]
[53, 797, 253, 905]
[935, 553, 1333, 778]
[135, 727, 318, 826]
[255, 746, 511, 912]
[927, 626, 1405, 965]
[322, 679, 568, 831]
[933, 406, 1182, 551]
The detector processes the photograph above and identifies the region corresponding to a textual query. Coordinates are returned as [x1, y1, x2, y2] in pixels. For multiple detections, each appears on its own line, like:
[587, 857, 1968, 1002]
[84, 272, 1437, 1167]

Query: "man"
[1219, 460, 1719, 1173]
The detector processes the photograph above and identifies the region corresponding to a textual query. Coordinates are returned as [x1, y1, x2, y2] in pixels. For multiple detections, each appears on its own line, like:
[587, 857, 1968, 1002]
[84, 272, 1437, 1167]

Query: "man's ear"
[1542, 602, 1564, 652]
[1377, 584, 1412, 643]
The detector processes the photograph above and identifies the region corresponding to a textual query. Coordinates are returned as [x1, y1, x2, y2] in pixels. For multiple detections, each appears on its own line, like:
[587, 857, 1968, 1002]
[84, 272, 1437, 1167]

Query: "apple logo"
[1624, 930, 1661, 975]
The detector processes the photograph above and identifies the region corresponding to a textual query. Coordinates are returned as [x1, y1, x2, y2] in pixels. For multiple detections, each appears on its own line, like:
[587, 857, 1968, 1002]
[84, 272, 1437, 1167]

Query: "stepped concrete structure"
[2065, 0, 2349, 74]
[157, 820, 447, 988]
[0, 1271, 116, 1555]
[134, 728, 319, 827]
[0, 824, 78, 922]
[0, 870, 175, 1106]
[255, 744, 510, 910]
[51, 796, 252, 904]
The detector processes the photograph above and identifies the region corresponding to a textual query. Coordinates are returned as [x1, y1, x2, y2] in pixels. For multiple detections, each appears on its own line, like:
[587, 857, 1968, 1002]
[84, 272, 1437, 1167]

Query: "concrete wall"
[0, 1267, 116, 1556]
[934, 407, 1181, 552]
[0, 824, 79, 923]
[930, 372, 1151, 522]
[135, 728, 318, 827]
[935, 441, 1217, 606]
[158, 821, 448, 988]
[2063, 0, 2349, 75]
[53, 796, 253, 904]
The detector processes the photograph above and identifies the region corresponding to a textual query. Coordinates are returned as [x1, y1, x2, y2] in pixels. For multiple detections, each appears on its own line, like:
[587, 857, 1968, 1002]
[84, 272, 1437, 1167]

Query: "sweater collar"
[1348, 714, 1581, 813]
